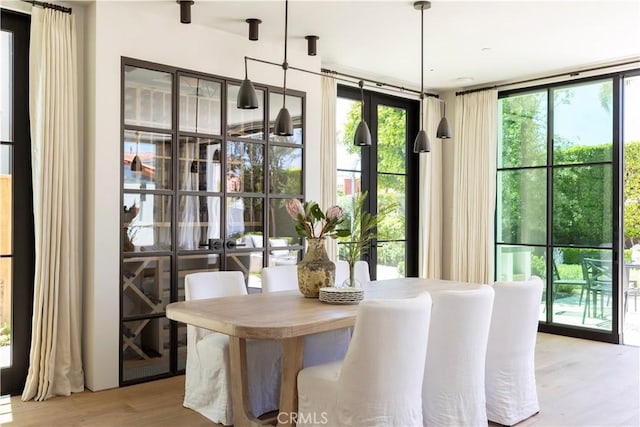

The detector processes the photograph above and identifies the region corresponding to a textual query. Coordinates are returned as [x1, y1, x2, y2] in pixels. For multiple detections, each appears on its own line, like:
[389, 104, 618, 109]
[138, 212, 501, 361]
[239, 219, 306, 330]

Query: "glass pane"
[227, 84, 264, 139]
[497, 169, 546, 245]
[178, 137, 222, 192]
[178, 196, 221, 250]
[179, 76, 221, 135]
[123, 193, 172, 252]
[226, 197, 263, 241]
[553, 165, 612, 247]
[336, 97, 362, 171]
[498, 91, 547, 168]
[0, 257, 11, 368]
[377, 105, 406, 174]
[227, 141, 264, 194]
[122, 317, 170, 382]
[269, 146, 302, 195]
[376, 241, 405, 279]
[496, 245, 546, 282]
[268, 247, 299, 267]
[553, 80, 613, 165]
[177, 254, 221, 302]
[123, 130, 172, 190]
[122, 256, 170, 317]
[551, 248, 612, 331]
[377, 174, 405, 240]
[269, 93, 303, 144]
[1, 31, 12, 142]
[0, 145, 11, 256]
[124, 66, 172, 129]
[268, 199, 302, 246]
[337, 171, 361, 206]
[226, 251, 263, 288]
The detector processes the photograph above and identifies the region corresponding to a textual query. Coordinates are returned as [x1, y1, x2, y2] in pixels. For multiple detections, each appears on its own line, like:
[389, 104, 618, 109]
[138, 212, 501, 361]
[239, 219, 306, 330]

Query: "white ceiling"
[157, 0, 640, 91]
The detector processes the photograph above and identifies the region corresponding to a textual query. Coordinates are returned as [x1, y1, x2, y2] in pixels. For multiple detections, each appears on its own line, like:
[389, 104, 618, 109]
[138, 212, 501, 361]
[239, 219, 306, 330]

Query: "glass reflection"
[124, 130, 172, 190]
[269, 93, 303, 144]
[122, 193, 172, 252]
[227, 141, 264, 193]
[226, 251, 263, 288]
[377, 174, 405, 240]
[122, 318, 170, 382]
[497, 169, 546, 245]
[178, 137, 222, 192]
[268, 199, 301, 245]
[178, 196, 221, 250]
[498, 91, 547, 168]
[179, 76, 221, 135]
[227, 84, 264, 139]
[269, 146, 302, 194]
[226, 197, 263, 241]
[122, 256, 170, 317]
[124, 66, 172, 129]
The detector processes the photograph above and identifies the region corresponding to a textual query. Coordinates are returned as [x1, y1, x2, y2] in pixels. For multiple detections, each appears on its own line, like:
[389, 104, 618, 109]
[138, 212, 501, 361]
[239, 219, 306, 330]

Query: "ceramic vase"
[297, 238, 335, 298]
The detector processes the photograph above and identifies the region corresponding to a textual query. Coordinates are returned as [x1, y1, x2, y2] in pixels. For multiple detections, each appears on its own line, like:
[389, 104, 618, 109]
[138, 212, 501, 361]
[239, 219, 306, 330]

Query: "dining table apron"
[166, 277, 484, 427]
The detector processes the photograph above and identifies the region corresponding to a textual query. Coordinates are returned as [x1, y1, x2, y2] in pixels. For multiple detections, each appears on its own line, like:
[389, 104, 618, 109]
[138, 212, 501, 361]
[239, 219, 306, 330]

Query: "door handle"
[225, 240, 237, 249]
[199, 239, 223, 250]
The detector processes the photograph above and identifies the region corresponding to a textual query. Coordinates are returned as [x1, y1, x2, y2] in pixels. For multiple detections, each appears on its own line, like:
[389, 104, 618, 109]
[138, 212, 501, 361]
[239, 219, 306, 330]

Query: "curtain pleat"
[449, 90, 498, 284]
[418, 98, 443, 278]
[320, 76, 338, 261]
[22, 7, 83, 402]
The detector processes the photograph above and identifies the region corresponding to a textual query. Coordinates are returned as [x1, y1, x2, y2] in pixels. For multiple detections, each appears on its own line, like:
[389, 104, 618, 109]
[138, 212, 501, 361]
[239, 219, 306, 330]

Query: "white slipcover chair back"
[297, 293, 433, 427]
[422, 285, 495, 427]
[334, 260, 371, 286]
[183, 271, 282, 426]
[261, 265, 351, 367]
[486, 276, 544, 425]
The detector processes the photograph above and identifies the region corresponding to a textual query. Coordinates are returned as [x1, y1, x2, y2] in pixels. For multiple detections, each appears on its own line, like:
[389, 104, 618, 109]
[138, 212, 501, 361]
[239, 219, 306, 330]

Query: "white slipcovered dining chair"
[183, 271, 282, 426]
[486, 276, 544, 426]
[334, 260, 371, 286]
[422, 285, 495, 427]
[297, 293, 433, 427]
[261, 265, 351, 367]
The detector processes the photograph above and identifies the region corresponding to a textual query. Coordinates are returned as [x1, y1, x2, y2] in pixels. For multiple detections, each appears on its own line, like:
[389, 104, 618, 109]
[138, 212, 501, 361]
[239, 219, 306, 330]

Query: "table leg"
[229, 336, 264, 427]
[277, 336, 304, 427]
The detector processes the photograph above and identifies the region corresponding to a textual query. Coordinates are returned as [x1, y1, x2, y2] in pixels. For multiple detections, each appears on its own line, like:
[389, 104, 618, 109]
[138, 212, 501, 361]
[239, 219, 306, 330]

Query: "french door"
[0, 9, 34, 396]
[336, 86, 419, 280]
[120, 58, 305, 385]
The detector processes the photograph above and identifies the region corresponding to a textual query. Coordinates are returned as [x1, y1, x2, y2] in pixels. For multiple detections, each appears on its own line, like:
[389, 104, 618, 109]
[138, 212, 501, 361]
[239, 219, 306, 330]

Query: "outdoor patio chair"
[552, 261, 586, 306]
[581, 258, 613, 324]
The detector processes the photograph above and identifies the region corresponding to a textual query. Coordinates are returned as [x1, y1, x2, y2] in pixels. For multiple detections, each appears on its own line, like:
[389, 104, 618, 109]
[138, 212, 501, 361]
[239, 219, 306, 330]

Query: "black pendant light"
[436, 103, 453, 139]
[131, 132, 143, 172]
[413, 1, 431, 153]
[177, 0, 194, 24]
[273, 0, 294, 136]
[246, 18, 262, 41]
[237, 56, 259, 109]
[305, 35, 319, 56]
[354, 80, 372, 146]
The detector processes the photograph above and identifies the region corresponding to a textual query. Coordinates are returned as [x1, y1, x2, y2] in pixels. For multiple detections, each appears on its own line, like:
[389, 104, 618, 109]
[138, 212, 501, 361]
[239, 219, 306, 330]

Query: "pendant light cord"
[244, 56, 248, 79]
[282, 0, 289, 109]
[420, 5, 424, 131]
[359, 80, 365, 120]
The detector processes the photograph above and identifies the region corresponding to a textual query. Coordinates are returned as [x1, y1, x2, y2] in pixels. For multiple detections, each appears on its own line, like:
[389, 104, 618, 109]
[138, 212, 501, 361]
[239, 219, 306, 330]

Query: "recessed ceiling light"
[481, 47, 491, 52]
[456, 77, 474, 83]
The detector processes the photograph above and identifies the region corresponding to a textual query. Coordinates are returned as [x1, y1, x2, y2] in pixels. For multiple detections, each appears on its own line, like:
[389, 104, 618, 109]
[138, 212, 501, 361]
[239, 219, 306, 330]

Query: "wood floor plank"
[3, 333, 639, 426]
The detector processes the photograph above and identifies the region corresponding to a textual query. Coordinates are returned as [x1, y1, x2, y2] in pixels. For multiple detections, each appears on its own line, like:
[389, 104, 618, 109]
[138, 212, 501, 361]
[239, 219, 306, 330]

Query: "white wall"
[83, 1, 321, 391]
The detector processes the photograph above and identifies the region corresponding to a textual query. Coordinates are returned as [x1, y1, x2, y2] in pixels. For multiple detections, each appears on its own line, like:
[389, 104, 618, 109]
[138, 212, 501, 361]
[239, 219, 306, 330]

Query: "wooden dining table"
[166, 277, 483, 427]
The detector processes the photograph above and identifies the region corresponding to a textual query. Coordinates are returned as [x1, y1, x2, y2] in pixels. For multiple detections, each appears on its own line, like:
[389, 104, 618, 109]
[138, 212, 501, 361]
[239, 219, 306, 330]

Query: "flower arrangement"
[286, 199, 351, 240]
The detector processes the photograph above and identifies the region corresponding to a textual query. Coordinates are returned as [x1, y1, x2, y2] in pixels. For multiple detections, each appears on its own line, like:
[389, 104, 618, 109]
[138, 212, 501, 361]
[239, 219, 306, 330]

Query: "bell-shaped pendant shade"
[274, 107, 293, 136]
[413, 129, 431, 153]
[130, 154, 143, 172]
[354, 120, 372, 146]
[436, 116, 452, 139]
[190, 160, 198, 173]
[237, 78, 259, 109]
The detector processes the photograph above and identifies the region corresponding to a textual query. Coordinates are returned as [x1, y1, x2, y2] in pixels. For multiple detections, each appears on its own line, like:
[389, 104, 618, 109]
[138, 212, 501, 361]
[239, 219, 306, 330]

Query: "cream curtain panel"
[320, 76, 338, 261]
[22, 7, 83, 401]
[449, 90, 498, 284]
[418, 97, 444, 279]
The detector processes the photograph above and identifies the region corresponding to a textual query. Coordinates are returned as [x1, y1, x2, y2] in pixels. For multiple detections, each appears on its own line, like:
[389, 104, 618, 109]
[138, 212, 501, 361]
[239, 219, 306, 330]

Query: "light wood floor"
[2, 333, 638, 426]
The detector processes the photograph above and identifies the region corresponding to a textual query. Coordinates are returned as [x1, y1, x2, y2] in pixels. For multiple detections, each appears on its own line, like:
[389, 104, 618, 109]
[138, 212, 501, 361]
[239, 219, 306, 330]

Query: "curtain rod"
[456, 59, 640, 96]
[21, 0, 71, 14]
[245, 56, 438, 99]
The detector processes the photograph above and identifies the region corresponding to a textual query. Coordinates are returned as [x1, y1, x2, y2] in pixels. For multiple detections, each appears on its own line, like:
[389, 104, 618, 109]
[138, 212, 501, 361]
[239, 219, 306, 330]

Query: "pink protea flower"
[325, 205, 344, 221]
[286, 198, 305, 219]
